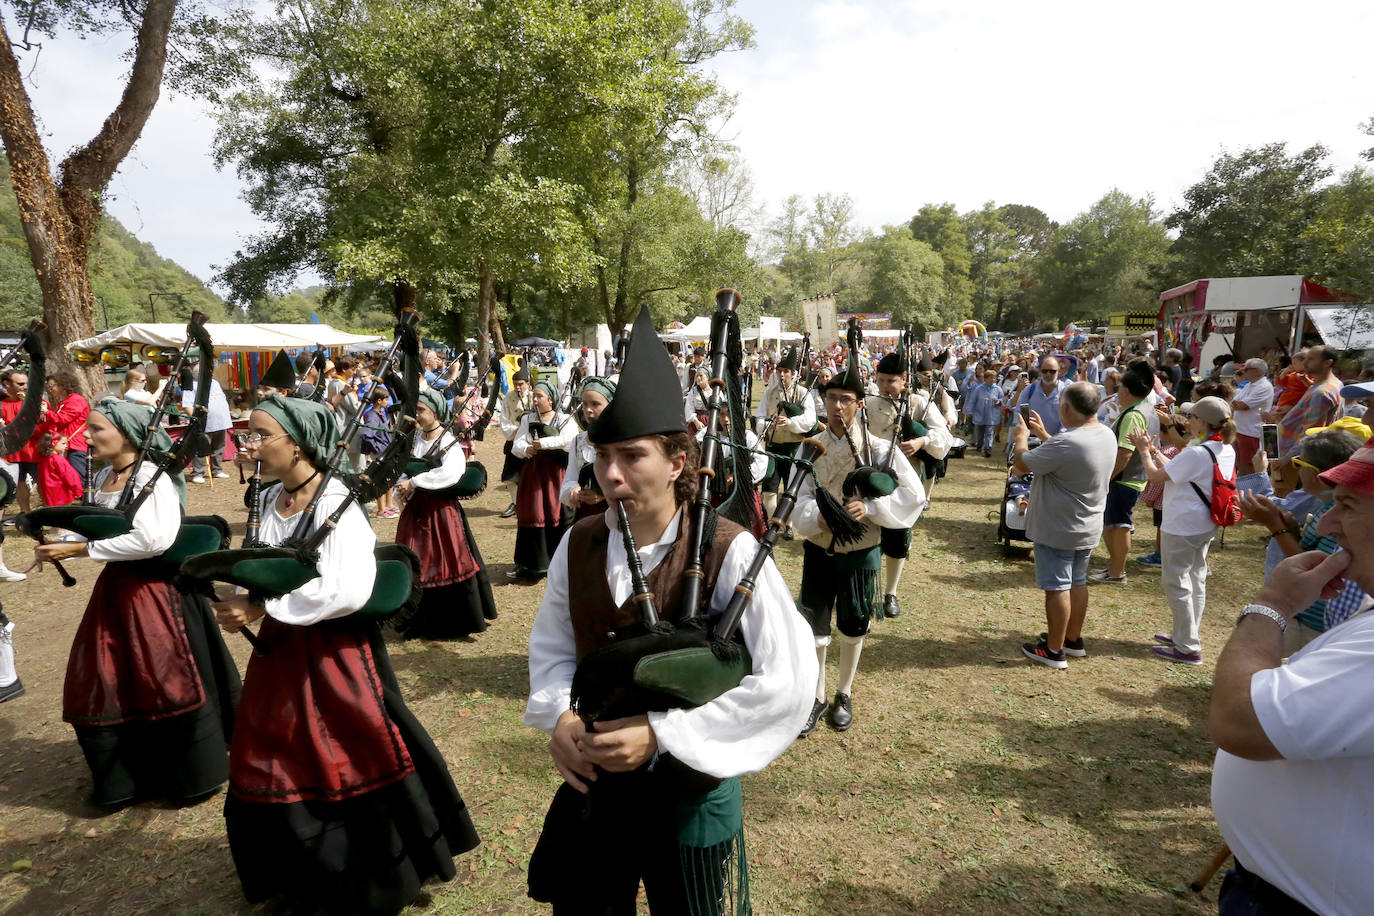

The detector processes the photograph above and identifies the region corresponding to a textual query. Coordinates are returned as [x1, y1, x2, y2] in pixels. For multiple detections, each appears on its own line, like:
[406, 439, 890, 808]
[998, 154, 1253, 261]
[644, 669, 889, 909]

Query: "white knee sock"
[0, 621, 17, 687]
[836, 635, 864, 696]
[884, 557, 906, 597]
[504, 480, 519, 503]
[814, 644, 827, 702]
[762, 491, 778, 517]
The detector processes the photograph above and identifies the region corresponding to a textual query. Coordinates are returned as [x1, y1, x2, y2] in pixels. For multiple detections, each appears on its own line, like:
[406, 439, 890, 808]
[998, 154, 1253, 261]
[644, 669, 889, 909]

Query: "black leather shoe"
[799, 699, 828, 737]
[500, 502, 517, 519]
[0, 679, 24, 704]
[883, 594, 901, 618]
[782, 527, 794, 541]
[828, 692, 853, 731]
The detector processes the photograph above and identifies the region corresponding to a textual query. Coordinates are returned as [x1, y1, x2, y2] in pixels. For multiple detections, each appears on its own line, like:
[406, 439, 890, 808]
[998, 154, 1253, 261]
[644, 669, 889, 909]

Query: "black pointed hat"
[931, 349, 950, 367]
[260, 349, 297, 390]
[511, 358, 532, 384]
[777, 346, 799, 372]
[823, 323, 866, 397]
[589, 306, 687, 445]
[875, 350, 907, 375]
[915, 350, 934, 373]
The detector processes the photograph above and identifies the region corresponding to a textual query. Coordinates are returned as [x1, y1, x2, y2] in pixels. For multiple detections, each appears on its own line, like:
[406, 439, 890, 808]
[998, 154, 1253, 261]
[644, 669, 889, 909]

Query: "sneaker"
[1040, 632, 1086, 658]
[0, 567, 25, 583]
[0, 679, 23, 703]
[799, 699, 828, 737]
[1136, 552, 1162, 568]
[1151, 645, 1203, 666]
[190, 475, 206, 484]
[1022, 638, 1068, 669]
[1153, 633, 1174, 646]
[1087, 568, 1127, 585]
[213, 471, 231, 479]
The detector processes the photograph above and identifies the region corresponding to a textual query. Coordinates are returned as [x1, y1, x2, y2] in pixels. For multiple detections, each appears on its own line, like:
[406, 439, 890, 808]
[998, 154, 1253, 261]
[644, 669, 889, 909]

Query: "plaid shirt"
[1278, 376, 1342, 459]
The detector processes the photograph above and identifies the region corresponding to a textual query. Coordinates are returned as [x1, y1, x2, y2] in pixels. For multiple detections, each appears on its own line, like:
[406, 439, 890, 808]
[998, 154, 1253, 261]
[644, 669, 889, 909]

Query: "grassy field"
[0, 433, 1258, 914]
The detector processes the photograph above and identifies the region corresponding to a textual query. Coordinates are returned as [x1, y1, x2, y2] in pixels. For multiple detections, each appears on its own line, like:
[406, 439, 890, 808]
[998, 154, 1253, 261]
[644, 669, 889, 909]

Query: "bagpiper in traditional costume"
[560, 376, 617, 524]
[390, 387, 498, 638]
[35, 399, 241, 807]
[525, 305, 815, 915]
[212, 395, 479, 914]
[908, 351, 957, 500]
[794, 341, 925, 736]
[498, 363, 534, 518]
[752, 345, 816, 535]
[863, 347, 930, 619]
[509, 379, 577, 580]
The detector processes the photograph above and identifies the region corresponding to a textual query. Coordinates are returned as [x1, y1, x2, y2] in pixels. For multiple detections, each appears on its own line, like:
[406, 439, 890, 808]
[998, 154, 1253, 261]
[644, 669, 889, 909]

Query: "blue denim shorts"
[1033, 544, 1092, 592]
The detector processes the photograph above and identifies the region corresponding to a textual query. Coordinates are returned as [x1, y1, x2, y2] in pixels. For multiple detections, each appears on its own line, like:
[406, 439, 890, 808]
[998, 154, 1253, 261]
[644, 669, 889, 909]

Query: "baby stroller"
[997, 435, 1039, 556]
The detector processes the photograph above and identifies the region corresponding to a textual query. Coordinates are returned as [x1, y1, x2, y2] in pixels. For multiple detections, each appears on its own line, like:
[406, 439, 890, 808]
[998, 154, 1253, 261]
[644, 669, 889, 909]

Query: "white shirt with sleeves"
[406, 428, 465, 490]
[512, 413, 575, 459]
[525, 508, 817, 780]
[559, 430, 598, 510]
[255, 478, 377, 626]
[1211, 609, 1374, 915]
[792, 431, 927, 542]
[84, 465, 180, 563]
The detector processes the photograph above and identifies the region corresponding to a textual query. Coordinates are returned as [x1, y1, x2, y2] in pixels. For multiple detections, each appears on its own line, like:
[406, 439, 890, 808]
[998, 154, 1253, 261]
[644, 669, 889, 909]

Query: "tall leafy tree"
[1165, 142, 1331, 284]
[0, 0, 240, 391]
[1033, 189, 1170, 325]
[908, 203, 973, 320]
[864, 227, 946, 332]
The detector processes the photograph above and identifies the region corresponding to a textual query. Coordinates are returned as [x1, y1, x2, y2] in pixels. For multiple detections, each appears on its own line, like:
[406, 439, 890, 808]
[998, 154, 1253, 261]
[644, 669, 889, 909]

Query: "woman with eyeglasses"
[33, 399, 240, 809]
[212, 395, 479, 914]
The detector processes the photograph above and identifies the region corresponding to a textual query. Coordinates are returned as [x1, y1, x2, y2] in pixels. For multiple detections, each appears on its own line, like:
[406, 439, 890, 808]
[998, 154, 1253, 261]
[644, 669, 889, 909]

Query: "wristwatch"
[1239, 604, 1288, 633]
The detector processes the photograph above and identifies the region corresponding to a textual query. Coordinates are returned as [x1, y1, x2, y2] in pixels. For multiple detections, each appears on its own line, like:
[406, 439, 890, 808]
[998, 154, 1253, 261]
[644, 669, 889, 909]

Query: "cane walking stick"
[1189, 843, 1231, 893]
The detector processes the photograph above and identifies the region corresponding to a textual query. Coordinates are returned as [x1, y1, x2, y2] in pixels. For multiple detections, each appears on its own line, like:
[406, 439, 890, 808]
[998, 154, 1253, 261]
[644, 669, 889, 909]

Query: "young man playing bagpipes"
[524, 303, 815, 915]
[752, 345, 816, 537]
[794, 336, 926, 736]
[498, 364, 534, 518]
[863, 344, 930, 619]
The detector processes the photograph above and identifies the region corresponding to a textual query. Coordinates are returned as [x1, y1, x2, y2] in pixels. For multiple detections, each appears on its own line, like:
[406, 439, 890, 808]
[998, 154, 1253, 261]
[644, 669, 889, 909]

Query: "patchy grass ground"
[0, 433, 1259, 914]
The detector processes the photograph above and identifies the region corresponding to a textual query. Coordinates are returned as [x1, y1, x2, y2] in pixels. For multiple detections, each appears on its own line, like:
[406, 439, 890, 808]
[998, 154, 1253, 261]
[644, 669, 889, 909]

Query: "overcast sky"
[20, 0, 1374, 296]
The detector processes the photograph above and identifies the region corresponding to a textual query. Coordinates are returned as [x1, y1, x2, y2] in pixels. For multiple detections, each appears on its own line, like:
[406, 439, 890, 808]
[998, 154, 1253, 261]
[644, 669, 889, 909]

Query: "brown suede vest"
[567, 509, 745, 662]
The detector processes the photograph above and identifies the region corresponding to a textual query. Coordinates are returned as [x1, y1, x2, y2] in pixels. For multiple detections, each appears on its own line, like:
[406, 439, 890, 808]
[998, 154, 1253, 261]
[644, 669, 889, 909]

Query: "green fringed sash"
[832, 544, 883, 623]
[675, 777, 750, 916]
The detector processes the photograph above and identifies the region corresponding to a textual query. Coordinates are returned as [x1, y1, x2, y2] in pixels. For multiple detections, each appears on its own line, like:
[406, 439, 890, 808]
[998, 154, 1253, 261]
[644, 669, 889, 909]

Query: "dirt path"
[0, 437, 1251, 914]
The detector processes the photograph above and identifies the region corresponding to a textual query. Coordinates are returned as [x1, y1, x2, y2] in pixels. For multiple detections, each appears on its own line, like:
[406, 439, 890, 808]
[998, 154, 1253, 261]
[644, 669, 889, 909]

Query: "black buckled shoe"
[500, 502, 517, 519]
[828, 692, 853, 731]
[883, 594, 901, 618]
[799, 699, 828, 737]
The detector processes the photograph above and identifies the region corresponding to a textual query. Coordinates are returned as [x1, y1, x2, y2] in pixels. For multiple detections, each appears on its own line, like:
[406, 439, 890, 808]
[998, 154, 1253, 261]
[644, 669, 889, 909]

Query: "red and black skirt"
[226, 616, 479, 912]
[390, 491, 497, 638]
[64, 561, 240, 806]
[514, 449, 571, 573]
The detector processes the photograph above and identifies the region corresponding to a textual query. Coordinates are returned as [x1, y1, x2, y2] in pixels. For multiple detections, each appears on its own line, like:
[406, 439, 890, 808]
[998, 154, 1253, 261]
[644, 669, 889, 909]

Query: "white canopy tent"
[742, 329, 803, 342]
[68, 322, 382, 354]
[658, 316, 714, 342]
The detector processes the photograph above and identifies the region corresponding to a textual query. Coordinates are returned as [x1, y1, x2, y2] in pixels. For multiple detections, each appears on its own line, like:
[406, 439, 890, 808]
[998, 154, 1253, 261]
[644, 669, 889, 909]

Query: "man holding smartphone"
[1014, 357, 1067, 438]
[1232, 358, 1274, 471]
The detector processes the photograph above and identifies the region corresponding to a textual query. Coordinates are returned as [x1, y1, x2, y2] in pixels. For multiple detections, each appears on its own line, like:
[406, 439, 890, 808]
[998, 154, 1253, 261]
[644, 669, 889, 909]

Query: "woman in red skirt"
[508, 379, 576, 580]
[33, 399, 239, 809]
[212, 395, 479, 914]
[391, 388, 496, 638]
[559, 376, 615, 523]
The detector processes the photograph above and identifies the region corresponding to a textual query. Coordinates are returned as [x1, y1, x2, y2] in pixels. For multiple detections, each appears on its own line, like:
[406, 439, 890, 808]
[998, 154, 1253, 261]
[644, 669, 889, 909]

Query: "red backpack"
[1190, 444, 1243, 528]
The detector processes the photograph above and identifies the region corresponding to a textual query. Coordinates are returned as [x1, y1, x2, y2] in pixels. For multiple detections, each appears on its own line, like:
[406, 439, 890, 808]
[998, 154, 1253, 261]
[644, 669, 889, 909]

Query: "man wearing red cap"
[1209, 437, 1374, 914]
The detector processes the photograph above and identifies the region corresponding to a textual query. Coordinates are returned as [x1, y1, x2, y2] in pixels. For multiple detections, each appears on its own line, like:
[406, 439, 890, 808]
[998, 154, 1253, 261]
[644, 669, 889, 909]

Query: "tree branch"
[59, 0, 178, 198]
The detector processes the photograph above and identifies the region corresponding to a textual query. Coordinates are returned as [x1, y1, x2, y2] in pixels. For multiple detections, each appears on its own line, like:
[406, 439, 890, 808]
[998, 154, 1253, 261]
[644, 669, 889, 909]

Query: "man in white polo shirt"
[1230, 358, 1274, 475]
[1209, 435, 1374, 915]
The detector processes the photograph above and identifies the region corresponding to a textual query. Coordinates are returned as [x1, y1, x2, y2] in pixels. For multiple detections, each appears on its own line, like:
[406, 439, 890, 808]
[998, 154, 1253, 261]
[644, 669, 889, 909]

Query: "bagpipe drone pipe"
[0, 320, 47, 511]
[15, 313, 232, 582]
[570, 289, 771, 796]
[177, 307, 425, 637]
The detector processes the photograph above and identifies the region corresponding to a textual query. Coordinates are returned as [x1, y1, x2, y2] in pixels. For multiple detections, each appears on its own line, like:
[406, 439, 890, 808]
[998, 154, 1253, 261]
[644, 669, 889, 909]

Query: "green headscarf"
[254, 393, 338, 469]
[418, 386, 448, 426]
[534, 379, 559, 409]
[94, 398, 187, 509]
[579, 376, 616, 404]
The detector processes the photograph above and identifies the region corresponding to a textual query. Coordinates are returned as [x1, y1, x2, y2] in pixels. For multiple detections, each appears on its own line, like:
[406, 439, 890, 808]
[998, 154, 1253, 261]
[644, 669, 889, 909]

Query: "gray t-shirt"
[1021, 422, 1119, 550]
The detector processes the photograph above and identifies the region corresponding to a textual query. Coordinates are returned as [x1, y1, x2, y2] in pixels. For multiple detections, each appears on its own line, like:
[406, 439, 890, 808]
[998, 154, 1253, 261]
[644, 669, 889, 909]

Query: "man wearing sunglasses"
[1013, 357, 1068, 438]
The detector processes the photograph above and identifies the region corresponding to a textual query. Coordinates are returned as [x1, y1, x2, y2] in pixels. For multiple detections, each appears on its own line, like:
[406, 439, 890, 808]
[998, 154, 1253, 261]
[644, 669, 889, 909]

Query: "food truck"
[1157, 276, 1353, 368]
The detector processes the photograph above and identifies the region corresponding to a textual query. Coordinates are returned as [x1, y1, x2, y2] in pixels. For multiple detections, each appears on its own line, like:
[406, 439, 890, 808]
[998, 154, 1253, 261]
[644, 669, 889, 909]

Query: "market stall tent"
[69, 322, 382, 353]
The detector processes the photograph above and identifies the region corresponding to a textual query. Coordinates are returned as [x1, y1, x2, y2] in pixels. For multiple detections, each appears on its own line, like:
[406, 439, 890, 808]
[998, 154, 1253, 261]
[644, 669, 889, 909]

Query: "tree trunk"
[477, 263, 496, 371]
[612, 158, 638, 333]
[592, 235, 613, 327]
[0, 0, 178, 400]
